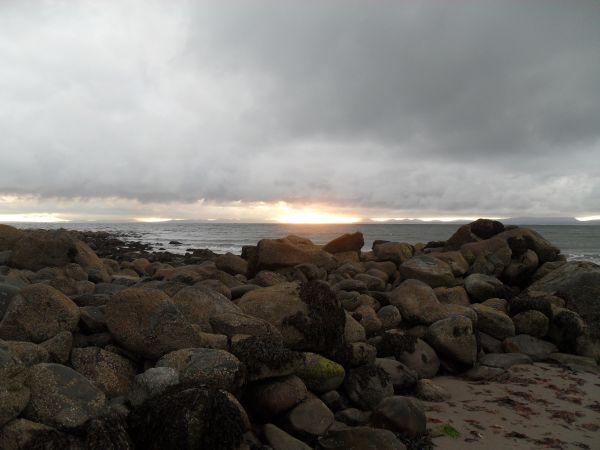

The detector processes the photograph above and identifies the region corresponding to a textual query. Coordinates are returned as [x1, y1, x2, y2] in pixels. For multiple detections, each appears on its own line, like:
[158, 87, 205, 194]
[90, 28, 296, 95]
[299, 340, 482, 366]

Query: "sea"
[10, 222, 600, 265]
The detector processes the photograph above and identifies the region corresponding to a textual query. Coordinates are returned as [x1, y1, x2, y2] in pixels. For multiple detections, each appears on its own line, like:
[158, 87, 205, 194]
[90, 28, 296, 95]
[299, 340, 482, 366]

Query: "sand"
[426, 362, 600, 449]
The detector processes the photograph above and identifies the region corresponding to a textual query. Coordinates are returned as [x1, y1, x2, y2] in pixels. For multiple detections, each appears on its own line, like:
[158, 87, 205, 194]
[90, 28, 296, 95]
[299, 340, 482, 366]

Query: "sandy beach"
[430, 361, 600, 449]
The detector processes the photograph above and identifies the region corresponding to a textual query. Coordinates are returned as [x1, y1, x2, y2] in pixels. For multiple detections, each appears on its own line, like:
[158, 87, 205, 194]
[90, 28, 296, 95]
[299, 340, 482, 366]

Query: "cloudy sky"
[0, 0, 599, 222]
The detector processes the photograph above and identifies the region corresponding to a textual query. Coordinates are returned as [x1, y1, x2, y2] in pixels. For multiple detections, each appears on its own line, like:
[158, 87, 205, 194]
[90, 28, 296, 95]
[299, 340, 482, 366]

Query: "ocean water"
[10, 222, 600, 264]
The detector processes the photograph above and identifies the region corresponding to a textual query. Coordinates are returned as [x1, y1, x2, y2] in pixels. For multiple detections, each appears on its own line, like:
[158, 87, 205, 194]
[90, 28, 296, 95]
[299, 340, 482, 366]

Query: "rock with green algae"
[295, 352, 345, 393]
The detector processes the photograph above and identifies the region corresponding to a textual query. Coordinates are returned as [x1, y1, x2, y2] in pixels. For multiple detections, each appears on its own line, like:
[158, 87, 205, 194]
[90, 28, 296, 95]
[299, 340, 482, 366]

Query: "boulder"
[246, 375, 307, 417]
[431, 251, 469, 277]
[40, 331, 73, 364]
[0, 281, 23, 320]
[231, 335, 304, 381]
[317, 426, 407, 450]
[239, 281, 347, 360]
[0, 224, 25, 250]
[0, 418, 84, 450]
[0, 340, 49, 366]
[528, 261, 600, 352]
[399, 255, 456, 288]
[464, 273, 510, 301]
[334, 408, 370, 426]
[414, 379, 451, 402]
[389, 279, 447, 325]
[394, 337, 440, 379]
[128, 387, 247, 450]
[0, 284, 80, 343]
[503, 249, 539, 286]
[105, 287, 205, 359]
[23, 363, 107, 429]
[264, 423, 312, 450]
[471, 304, 515, 340]
[250, 237, 335, 274]
[128, 367, 179, 407]
[548, 308, 586, 353]
[495, 227, 560, 263]
[444, 304, 478, 325]
[354, 273, 386, 291]
[373, 241, 414, 266]
[295, 353, 345, 393]
[371, 396, 426, 438]
[434, 286, 471, 306]
[171, 285, 241, 332]
[157, 348, 244, 392]
[10, 230, 109, 280]
[323, 232, 364, 254]
[70, 347, 136, 398]
[478, 353, 532, 369]
[354, 304, 383, 335]
[377, 305, 402, 330]
[284, 398, 334, 442]
[460, 237, 512, 277]
[512, 310, 549, 337]
[426, 316, 477, 366]
[0, 348, 30, 427]
[374, 358, 417, 392]
[210, 311, 282, 338]
[344, 364, 394, 410]
[347, 342, 377, 366]
[79, 305, 107, 333]
[236, 283, 309, 348]
[502, 335, 558, 361]
[214, 253, 248, 276]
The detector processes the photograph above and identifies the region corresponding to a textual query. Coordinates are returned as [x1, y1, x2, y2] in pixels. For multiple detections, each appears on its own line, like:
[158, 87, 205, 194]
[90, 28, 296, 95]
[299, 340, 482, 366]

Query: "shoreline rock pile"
[0, 220, 598, 449]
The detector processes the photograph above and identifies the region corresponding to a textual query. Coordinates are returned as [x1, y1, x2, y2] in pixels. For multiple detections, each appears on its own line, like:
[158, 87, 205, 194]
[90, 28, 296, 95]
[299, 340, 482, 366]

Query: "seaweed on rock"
[284, 280, 347, 363]
[128, 385, 245, 450]
[376, 332, 418, 359]
[233, 335, 303, 375]
[509, 294, 554, 318]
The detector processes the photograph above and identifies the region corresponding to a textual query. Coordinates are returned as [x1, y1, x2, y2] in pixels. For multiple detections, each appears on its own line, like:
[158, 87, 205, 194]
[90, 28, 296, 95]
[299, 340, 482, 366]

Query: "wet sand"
[427, 362, 600, 449]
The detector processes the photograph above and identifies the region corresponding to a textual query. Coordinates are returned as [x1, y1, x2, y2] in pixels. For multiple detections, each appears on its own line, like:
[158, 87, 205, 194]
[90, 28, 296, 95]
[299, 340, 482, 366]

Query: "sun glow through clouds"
[273, 203, 361, 224]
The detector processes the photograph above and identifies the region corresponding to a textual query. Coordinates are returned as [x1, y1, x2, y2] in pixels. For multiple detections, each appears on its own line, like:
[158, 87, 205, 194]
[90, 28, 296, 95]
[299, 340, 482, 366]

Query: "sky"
[0, 0, 599, 223]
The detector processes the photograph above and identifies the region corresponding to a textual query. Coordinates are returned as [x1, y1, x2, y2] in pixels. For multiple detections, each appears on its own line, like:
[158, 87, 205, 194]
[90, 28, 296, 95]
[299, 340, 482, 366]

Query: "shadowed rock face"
[128, 386, 246, 450]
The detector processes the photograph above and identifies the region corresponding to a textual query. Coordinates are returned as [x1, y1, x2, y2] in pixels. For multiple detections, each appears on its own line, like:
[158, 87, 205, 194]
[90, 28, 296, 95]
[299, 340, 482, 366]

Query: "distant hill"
[362, 217, 600, 225]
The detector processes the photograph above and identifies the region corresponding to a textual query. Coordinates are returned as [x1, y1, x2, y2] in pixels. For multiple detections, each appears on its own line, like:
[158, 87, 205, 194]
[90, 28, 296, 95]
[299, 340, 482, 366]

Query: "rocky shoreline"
[0, 219, 599, 449]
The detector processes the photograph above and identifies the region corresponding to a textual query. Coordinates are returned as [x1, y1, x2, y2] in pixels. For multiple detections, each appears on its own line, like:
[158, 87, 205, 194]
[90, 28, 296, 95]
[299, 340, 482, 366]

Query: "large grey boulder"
[502, 335, 558, 361]
[156, 347, 244, 392]
[471, 304, 515, 340]
[246, 375, 308, 417]
[171, 285, 241, 332]
[0, 284, 80, 343]
[528, 261, 600, 356]
[371, 396, 426, 438]
[399, 255, 456, 288]
[105, 287, 206, 359]
[344, 364, 394, 410]
[425, 316, 477, 366]
[283, 398, 334, 442]
[389, 279, 447, 325]
[464, 273, 510, 301]
[23, 363, 107, 429]
[317, 426, 407, 450]
[70, 347, 136, 398]
[128, 367, 179, 407]
[0, 348, 30, 427]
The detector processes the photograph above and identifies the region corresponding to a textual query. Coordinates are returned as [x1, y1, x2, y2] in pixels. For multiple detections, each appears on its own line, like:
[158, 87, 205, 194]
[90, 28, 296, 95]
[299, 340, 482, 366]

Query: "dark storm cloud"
[0, 0, 599, 217]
